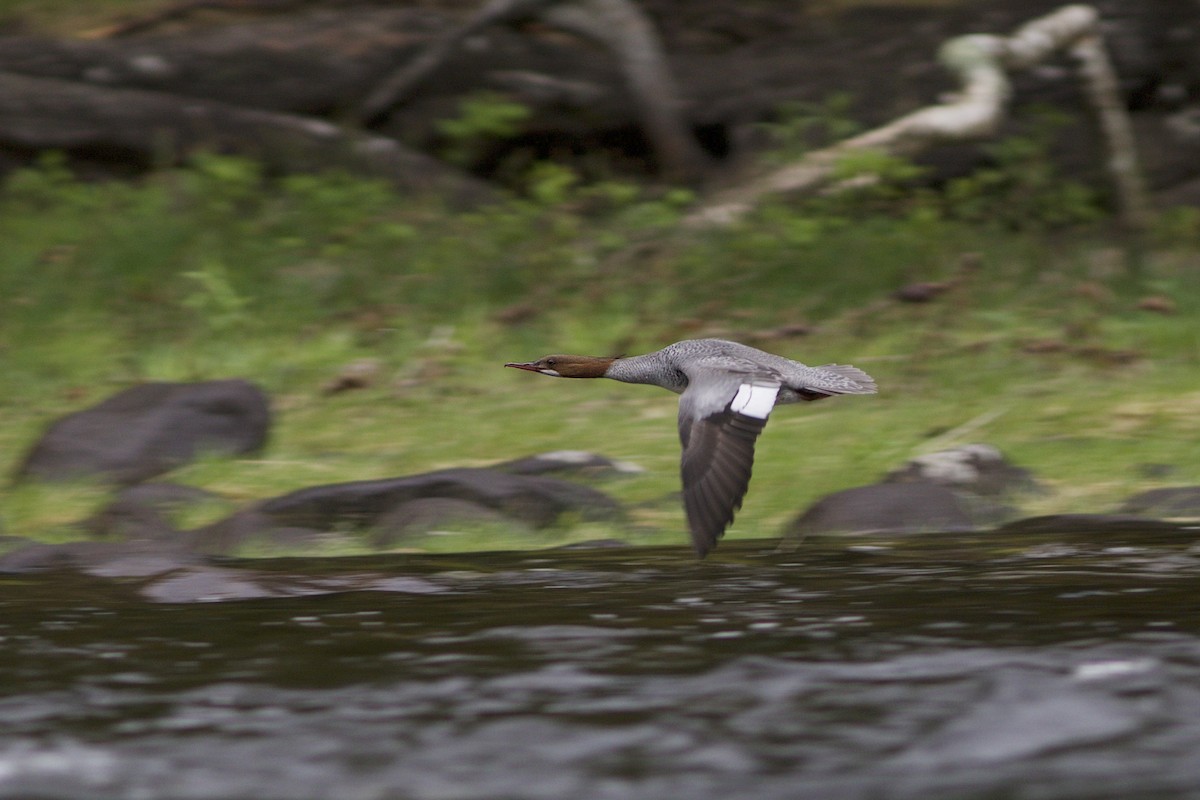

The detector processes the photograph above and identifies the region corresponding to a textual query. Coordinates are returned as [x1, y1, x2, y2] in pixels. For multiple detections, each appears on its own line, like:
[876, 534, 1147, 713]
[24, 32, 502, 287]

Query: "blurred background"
[1, 0, 1198, 552]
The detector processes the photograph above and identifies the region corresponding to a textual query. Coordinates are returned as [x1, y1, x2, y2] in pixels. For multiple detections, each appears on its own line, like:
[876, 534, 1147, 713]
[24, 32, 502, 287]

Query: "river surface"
[3, 530, 1200, 800]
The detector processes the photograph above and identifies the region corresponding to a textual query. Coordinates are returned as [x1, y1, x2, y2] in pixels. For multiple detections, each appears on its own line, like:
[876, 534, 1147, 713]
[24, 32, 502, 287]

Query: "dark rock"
[994, 514, 1194, 535]
[373, 498, 524, 546]
[140, 565, 282, 603]
[251, 467, 624, 530]
[192, 467, 623, 553]
[495, 451, 643, 479]
[0, 535, 33, 553]
[81, 482, 222, 540]
[139, 565, 447, 604]
[885, 444, 1042, 497]
[186, 511, 348, 556]
[785, 483, 976, 538]
[1118, 486, 1200, 517]
[554, 538, 630, 550]
[15, 380, 270, 485]
[0, 539, 200, 577]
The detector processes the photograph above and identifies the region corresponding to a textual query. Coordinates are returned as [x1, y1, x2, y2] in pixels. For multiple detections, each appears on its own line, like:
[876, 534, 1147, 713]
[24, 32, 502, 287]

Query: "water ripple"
[2, 532, 1200, 799]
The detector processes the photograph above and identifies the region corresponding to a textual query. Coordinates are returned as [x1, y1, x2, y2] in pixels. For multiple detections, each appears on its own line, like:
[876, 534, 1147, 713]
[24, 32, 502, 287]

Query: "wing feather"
[679, 385, 777, 557]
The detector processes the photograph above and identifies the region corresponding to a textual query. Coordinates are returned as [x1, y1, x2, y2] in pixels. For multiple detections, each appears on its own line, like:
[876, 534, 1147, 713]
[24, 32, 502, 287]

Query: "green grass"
[2, 153, 1199, 556]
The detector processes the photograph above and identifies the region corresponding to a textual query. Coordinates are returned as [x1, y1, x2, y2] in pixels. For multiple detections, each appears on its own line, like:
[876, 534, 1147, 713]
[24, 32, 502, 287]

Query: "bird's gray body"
[599, 339, 876, 556]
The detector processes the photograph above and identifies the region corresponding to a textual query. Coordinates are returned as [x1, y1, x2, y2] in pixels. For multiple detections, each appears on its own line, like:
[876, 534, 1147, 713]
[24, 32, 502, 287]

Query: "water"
[3, 530, 1200, 799]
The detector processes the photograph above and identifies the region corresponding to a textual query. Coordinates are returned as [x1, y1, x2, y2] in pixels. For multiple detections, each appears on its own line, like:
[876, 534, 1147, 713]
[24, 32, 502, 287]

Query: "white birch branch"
[685, 4, 1149, 230]
[1070, 31, 1150, 229]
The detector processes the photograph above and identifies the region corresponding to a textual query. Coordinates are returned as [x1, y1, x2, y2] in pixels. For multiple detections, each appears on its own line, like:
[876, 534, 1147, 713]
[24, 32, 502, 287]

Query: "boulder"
[250, 467, 624, 530]
[185, 511, 349, 556]
[1118, 486, 1200, 517]
[785, 483, 976, 539]
[194, 467, 624, 552]
[139, 565, 285, 603]
[0, 539, 201, 577]
[495, 450, 644, 479]
[80, 482, 222, 540]
[885, 444, 1042, 498]
[373, 497, 526, 546]
[15, 380, 270, 485]
[0, 535, 33, 553]
[139, 565, 447, 604]
[994, 514, 1195, 535]
[0, 539, 448, 601]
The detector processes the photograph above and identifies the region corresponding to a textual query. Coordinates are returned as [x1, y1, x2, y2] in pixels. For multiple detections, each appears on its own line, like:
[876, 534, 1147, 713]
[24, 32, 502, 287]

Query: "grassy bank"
[2, 153, 1198, 553]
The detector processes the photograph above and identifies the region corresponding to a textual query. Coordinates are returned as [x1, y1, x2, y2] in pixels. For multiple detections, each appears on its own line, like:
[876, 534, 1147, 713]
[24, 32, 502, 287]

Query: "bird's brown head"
[504, 354, 615, 378]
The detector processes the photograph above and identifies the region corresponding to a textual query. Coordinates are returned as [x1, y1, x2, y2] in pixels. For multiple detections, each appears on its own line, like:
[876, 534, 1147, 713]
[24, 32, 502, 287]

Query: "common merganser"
[505, 338, 877, 557]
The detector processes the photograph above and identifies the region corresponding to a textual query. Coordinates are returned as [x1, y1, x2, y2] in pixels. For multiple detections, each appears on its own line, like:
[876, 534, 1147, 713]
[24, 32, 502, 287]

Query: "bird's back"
[655, 339, 875, 400]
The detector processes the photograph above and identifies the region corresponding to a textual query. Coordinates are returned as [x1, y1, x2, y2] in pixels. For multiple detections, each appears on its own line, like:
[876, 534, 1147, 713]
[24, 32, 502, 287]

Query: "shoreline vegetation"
[0, 1, 1196, 556]
[2, 147, 1198, 554]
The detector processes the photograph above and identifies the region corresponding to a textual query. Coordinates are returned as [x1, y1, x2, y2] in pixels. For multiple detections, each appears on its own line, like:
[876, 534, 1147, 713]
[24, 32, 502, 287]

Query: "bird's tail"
[810, 364, 877, 395]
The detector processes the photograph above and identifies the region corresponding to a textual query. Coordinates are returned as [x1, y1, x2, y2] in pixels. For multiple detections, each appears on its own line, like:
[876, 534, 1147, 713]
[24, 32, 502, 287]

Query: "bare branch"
[356, 0, 556, 125]
[685, 4, 1149, 230]
[357, 0, 708, 181]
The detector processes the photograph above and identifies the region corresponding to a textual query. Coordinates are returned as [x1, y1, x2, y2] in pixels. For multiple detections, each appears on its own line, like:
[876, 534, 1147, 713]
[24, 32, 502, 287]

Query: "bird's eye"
[545, 358, 557, 367]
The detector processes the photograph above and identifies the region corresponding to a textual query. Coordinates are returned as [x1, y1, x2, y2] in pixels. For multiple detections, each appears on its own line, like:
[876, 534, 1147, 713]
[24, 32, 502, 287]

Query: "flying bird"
[505, 338, 876, 557]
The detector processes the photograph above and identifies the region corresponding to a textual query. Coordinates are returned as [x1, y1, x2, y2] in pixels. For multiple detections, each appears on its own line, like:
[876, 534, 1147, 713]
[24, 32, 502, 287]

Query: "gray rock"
[80, 482, 222, 540]
[0, 540, 200, 576]
[140, 565, 281, 603]
[15, 380, 270, 484]
[186, 511, 347, 556]
[373, 497, 524, 546]
[194, 467, 623, 553]
[1118, 486, 1200, 517]
[994, 514, 1194, 535]
[496, 451, 644, 479]
[553, 538, 629, 550]
[139, 565, 448, 604]
[785, 483, 976, 538]
[885, 444, 1042, 497]
[0, 535, 34, 553]
[253, 467, 623, 530]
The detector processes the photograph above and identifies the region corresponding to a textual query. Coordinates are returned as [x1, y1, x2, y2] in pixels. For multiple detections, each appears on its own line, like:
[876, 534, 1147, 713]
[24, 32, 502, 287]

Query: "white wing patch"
[729, 382, 779, 419]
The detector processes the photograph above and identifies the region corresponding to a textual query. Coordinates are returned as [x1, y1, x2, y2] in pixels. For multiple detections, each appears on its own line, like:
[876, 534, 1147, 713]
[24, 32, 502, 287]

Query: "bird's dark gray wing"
[677, 360, 780, 557]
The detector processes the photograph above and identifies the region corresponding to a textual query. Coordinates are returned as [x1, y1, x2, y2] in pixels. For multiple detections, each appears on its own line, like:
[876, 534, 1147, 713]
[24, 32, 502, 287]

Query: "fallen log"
[0, 70, 494, 202]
